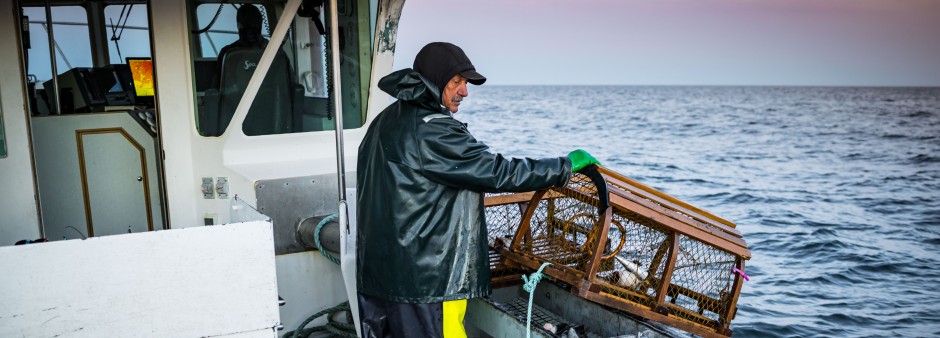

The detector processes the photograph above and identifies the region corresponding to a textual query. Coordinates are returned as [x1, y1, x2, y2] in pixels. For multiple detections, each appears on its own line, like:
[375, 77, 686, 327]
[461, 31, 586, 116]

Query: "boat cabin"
[1, 0, 385, 242]
[0, 0, 396, 332]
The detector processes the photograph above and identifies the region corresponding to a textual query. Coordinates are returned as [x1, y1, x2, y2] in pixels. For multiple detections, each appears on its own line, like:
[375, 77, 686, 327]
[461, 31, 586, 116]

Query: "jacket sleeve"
[415, 116, 572, 193]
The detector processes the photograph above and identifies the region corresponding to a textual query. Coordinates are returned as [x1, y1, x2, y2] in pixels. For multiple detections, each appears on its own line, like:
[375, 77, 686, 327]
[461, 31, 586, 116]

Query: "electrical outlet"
[216, 177, 229, 199]
[201, 177, 214, 199]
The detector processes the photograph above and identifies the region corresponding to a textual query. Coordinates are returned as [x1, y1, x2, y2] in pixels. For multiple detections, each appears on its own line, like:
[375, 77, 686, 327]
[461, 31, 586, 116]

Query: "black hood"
[378, 68, 441, 111]
[412, 42, 486, 95]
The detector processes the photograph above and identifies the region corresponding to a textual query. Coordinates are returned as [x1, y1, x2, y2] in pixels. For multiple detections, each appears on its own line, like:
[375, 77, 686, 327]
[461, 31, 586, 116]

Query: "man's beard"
[452, 95, 464, 103]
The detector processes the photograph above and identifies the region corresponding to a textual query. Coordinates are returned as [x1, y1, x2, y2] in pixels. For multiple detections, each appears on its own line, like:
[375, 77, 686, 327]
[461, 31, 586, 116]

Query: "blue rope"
[522, 262, 552, 338]
[314, 213, 340, 265]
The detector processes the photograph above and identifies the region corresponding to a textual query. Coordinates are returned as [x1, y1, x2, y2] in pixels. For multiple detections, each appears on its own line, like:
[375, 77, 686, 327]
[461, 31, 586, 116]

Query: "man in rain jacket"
[356, 42, 599, 337]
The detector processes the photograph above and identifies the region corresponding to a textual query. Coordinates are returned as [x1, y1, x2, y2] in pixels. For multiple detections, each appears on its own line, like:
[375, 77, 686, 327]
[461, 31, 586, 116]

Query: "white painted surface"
[341, 188, 362, 337]
[151, 0, 361, 228]
[0, 0, 401, 244]
[82, 131, 149, 235]
[0, 0, 41, 245]
[365, 0, 405, 127]
[30, 114, 163, 240]
[223, 130, 364, 180]
[274, 251, 348, 333]
[0, 221, 280, 337]
[149, 0, 201, 229]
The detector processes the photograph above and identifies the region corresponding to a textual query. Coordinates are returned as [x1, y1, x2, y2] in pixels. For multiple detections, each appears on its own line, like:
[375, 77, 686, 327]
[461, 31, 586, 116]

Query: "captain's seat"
[212, 47, 301, 136]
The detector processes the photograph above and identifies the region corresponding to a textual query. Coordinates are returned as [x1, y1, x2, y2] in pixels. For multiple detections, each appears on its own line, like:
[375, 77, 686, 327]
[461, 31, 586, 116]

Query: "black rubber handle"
[578, 164, 610, 214]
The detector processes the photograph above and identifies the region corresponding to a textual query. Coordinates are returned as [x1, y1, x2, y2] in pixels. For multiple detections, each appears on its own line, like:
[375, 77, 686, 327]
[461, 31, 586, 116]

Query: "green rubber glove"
[567, 149, 600, 172]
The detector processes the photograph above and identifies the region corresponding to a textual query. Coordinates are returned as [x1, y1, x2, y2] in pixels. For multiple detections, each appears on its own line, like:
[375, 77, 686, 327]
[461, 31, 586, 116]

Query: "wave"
[923, 237, 940, 246]
[881, 133, 907, 139]
[785, 237, 849, 254]
[802, 220, 842, 228]
[721, 192, 779, 204]
[817, 312, 873, 327]
[809, 227, 837, 236]
[908, 110, 934, 118]
[733, 322, 817, 338]
[848, 262, 907, 276]
[909, 154, 940, 164]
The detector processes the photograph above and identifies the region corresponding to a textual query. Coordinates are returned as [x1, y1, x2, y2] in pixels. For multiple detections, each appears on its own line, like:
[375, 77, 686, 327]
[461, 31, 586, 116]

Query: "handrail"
[328, 0, 348, 222]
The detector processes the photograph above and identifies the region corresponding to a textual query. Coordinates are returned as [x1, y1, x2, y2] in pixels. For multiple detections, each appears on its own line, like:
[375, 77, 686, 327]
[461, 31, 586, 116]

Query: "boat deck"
[466, 282, 679, 338]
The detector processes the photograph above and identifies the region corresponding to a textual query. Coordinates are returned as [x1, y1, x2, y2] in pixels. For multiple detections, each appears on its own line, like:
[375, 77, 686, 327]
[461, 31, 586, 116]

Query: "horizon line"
[471, 84, 940, 88]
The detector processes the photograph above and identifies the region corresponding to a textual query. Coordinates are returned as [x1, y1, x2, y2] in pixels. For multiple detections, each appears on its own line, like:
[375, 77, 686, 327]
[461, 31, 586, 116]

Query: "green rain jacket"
[356, 69, 573, 303]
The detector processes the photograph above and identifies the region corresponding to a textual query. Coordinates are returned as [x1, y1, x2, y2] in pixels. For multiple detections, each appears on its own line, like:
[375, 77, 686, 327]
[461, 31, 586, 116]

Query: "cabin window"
[23, 6, 94, 115]
[188, 0, 371, 137]
[195, 4, 269, 58]
[21, 4, 156, 116]
[104, 4, 152, 63]
[23, 6, 93, 83]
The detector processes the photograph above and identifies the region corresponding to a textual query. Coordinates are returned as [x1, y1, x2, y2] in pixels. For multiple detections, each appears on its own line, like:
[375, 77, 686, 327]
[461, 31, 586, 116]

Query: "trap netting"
[484, 166, 751, 338]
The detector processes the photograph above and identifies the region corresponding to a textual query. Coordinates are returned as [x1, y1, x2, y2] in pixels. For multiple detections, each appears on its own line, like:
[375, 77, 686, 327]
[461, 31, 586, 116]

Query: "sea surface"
[457, 86, 940, 338]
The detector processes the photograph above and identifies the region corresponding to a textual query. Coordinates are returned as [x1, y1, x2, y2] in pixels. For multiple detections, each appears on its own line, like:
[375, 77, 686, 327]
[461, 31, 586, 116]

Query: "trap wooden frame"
[484, 166, 752, 338]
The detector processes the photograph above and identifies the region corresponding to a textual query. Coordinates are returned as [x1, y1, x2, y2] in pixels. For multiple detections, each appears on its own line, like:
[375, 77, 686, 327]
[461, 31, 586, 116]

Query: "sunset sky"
[392, 0, 940, 86]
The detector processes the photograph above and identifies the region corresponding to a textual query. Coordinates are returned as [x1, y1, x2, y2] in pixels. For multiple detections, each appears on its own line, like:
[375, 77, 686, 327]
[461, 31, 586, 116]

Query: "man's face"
[442, 74, 469, 113]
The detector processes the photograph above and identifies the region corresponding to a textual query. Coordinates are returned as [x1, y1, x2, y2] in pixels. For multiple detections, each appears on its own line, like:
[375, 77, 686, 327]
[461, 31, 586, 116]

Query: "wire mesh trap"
[484, 166, 751, 338]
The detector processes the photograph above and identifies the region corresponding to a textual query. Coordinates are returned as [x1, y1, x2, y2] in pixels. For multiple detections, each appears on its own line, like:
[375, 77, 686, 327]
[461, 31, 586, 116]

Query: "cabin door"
[78, 130, 153, 236]
[20, 3, 165, 240]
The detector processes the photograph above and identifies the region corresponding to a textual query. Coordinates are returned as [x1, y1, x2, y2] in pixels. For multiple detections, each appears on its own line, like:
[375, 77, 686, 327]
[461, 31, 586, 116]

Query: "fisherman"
[356, 41, 600, 337]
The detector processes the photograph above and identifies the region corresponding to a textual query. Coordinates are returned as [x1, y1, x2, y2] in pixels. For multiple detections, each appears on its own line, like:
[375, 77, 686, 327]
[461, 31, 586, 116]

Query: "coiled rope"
[282, 301, 356, 338]
[314, 213, 340, 264]
[283, 213, 356, 337]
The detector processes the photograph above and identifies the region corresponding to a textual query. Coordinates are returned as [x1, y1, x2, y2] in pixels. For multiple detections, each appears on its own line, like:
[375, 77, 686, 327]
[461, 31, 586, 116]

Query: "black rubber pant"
[357, 292, 446, 338]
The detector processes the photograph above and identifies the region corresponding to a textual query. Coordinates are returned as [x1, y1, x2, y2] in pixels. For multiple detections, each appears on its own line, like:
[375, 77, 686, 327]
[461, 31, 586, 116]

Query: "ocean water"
[457, 86, 940, 338]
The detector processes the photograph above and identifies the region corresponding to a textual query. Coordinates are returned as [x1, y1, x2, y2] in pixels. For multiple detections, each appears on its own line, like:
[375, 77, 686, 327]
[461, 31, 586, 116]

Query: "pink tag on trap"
[733, 267, 750, 281]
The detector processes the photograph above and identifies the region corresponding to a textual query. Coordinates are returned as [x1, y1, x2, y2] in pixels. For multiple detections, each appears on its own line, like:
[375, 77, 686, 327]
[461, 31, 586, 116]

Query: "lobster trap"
[484, 166, 751, 337]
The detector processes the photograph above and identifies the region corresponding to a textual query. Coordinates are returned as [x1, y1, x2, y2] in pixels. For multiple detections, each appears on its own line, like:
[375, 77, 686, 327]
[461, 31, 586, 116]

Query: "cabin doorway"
[19, 1, 165, 240]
